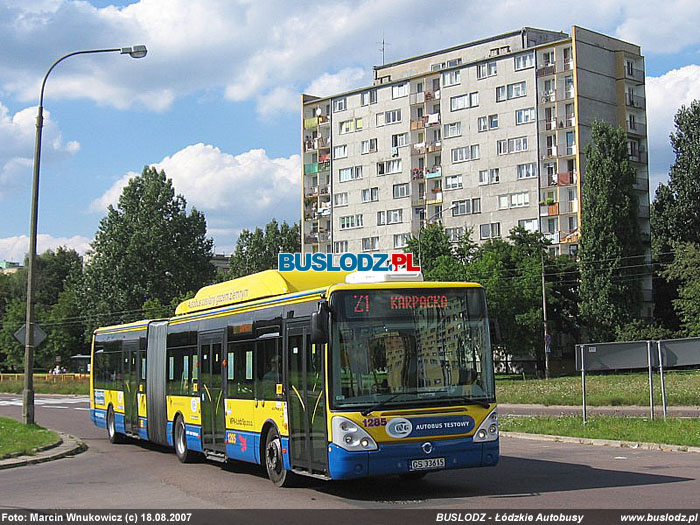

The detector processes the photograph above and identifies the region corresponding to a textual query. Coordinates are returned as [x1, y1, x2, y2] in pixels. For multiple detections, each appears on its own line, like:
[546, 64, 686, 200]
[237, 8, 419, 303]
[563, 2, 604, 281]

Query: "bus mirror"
[489, 318, 502, 346]
[310, 302, 329, 345]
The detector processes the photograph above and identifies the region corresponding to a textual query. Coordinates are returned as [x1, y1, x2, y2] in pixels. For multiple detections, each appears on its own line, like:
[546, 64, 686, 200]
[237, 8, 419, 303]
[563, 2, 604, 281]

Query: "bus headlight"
[332, 416, 378, 452]
[473, 408, 498, 443]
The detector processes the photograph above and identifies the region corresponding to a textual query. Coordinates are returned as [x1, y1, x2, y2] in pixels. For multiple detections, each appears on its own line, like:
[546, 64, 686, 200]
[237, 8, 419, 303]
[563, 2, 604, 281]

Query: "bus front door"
[199, 332, 225, 453]
[123, 341, 139, 435]
[286, 325, 328, 475]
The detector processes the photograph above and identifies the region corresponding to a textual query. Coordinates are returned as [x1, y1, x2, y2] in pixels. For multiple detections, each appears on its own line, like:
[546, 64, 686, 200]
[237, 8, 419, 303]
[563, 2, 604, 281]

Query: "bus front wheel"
[174, 416, 195, 463]
[264, 427, 292, 487]
[107, 406, 124, 444]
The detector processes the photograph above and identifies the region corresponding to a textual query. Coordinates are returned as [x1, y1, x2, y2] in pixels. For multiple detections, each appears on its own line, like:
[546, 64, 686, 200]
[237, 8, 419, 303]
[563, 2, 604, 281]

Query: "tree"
[579, 120, 643, 342]
[404, 222, 454, 277]
[227, 219, 300, 279]
[79, 166, 215, 335]
[651, 100, 700, 332]
[662, 243, 700, 336]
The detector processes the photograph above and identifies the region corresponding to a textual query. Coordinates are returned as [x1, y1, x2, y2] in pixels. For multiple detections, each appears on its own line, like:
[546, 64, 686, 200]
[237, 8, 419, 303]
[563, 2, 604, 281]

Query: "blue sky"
[1, 0, 700, 261]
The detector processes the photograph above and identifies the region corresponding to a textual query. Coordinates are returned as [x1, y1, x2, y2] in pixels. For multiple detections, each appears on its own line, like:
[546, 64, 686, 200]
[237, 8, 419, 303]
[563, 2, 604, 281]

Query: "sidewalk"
[0, 432, 86, 470]
[500, 403, 700, 418]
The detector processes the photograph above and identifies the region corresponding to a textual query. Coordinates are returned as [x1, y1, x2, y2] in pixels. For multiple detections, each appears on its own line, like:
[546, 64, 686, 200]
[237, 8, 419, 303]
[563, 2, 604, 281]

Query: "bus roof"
[174, 269, 351, 316]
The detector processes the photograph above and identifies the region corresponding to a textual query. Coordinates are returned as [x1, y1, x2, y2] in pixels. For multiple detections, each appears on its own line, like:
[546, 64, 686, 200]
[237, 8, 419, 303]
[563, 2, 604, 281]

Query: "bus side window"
[257, 338, 281, 400]
[227, 342, 254, 399]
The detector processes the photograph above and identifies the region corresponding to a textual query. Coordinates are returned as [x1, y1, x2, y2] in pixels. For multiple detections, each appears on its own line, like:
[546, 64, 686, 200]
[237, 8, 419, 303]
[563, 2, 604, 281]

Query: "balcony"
[536, 64, 556, 77]
[628, 146, 647, 163]
[541, 90, 556, 103]
[410, 118, 426, 131]
[624, 66, 645, 84]
[425, 165, 442, 178]
[409, 92, 425, 105]
[302, 160, 330, 174]
[411, 168, 425, 180]
[427, 140, 442, 153]
[564, 144, 577, 156]
[426, 191, 443, 205]
[425, 113, 441, 127]
[411, 194, 426, 206]
[411, 142, 427, 155]
[540, 119, 558, 131]
[626, 94, 646, 109]
[305, 186, 319, 197]
[303, 136, 329, 152]
[543, 231, 561, 244]
[562, 60, 574, 72]
[424, 90, 440, 101]
[539, 117, 576, 131]
[557, 171, 577, 186]
[540, 202, 559, 216]
[626, 119, 646, 134]
[542, 146, 558, 159]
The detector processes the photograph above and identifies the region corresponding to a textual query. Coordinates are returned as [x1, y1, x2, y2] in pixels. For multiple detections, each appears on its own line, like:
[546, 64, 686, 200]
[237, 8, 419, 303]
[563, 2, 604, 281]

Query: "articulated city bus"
[89, 269, 498, 486]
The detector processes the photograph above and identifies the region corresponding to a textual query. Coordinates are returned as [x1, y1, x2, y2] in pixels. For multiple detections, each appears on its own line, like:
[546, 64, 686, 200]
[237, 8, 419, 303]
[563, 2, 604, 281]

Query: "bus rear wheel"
[107, 406, 124, 444]
[264, 427, 292, 487]
[174, 416, 195, 463]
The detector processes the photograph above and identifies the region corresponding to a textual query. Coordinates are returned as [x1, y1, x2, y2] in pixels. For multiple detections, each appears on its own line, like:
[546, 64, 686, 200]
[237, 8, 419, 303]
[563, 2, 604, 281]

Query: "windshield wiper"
[360, 393, 405, 416]
[463, 399, 492, 409]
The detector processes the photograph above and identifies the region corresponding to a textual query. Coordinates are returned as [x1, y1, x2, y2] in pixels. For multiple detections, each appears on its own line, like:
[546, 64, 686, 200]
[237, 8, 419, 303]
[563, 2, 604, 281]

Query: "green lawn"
[500, 415, 700, 448]
[496, 370, 700, 406]
[0, 416, 61, 458]
[0, 378, 89, 395]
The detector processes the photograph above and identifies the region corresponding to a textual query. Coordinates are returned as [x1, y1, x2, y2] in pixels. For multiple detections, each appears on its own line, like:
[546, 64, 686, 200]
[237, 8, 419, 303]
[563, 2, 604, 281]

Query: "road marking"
[0, 396, 89, 407]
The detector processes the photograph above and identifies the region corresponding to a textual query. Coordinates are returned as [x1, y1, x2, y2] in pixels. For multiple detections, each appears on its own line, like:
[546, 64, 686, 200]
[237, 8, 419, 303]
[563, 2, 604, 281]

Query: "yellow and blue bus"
[90, 269, 498, 486]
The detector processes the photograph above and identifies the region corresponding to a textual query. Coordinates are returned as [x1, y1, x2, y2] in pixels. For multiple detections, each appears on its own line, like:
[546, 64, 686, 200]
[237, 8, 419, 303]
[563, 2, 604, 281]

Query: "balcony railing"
[557, 170, 577, 186]
[411, 168, 425, 180]
[303, 136, 329, 152]
[427, 192, 443, 205]
[540, 202, 559, 216]
[626, 94, 646, 109]
[564, 144, 576, 156]
[410, 118, 426, 131]
[541, 90, 556, 103]
[544, 231, 561, 244]
[624, 66, 645, 83]
[409, 92, 425, 105]
[563, 60, 574, 72]
[539, 117, 576, 130]
[411, 194, 426, 206]
[425, 165, 442, 178]
[629, 146, 647, 163]
[411, 142, 426, 155]
[537, 64, 556, 77]
[427, 140, 442, 153]
[543, 146, 558, 159]
[626, 119, 646, 133]
[424, 90, 440, 101]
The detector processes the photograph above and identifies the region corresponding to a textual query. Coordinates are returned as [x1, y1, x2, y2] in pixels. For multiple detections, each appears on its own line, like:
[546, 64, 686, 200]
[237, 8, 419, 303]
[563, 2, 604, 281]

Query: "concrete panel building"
[300, 26, 651, 309]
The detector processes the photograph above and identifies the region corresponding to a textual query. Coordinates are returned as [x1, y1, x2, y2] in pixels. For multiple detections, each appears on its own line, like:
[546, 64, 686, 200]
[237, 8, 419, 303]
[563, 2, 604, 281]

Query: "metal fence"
[575, 337, 700, 422]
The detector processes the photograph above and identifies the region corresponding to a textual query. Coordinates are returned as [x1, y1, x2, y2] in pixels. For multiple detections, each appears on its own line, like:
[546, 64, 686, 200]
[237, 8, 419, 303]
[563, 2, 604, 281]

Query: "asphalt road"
[0, 393, 699, 509]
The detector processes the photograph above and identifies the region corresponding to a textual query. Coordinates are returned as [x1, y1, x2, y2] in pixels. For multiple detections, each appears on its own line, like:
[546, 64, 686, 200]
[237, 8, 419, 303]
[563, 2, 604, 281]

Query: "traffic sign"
[14, 323, 47, 347]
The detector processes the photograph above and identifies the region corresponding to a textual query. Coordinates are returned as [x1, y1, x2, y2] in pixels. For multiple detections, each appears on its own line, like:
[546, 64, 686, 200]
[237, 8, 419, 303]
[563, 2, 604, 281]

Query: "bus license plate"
[410, 457, 445, 471]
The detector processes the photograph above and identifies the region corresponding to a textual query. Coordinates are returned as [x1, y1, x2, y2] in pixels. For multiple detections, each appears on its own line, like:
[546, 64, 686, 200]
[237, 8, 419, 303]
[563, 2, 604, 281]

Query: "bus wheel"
[174, 416, 194, 463]
[107, 406, 124, 444]
[264, 427, 291, 487]
[400, 471, 428, 481]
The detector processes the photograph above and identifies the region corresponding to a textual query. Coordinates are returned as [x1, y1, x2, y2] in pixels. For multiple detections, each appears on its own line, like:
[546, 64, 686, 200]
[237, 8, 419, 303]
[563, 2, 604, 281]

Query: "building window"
[514, 52, 534, 70]
[450, 92, 479, 111]
[392, 133, 408, 148]
[442, 69, 461, 87]
[393, 233, 411, 249]
[480, 223, 501, 239]
[339, 166, 361, 182]
[515, 108, 535, 125]
[510, 192, 530, 207]
[340, 214, 363, 230]
[477, 116, 487, 132]
[444, 122, 462, 138]
[339, 120, 353, 134]
[445, 175, 463, 190]
[507, 136, 528, 153]
[498, 195, 509, 210]
[355, 117, 363, 131]
[507, 81, 526, 99]
[488, 114, 499, 129]
[361, 138, 377, 154]
[333, 240, 349, 253]
[472, 198, 481, 213]
[361, 187, 379, 203]
[392, 82, 409, 98]
[385, 109, 401, 124]
[445, 227, 465, 242]
[362, 236, 380, 252]
[377, 211, 386, 226]
[361, 89, 377, 106]
[478, 168, 499, 185]
[518, 218, 538, 232]
[496, 86, 506, 102]
[517, 163, 537, 179]
[334, 192, 348, 207]
[452, 200, 471, 216]
[393, 183, 410, 199]
[387, 209, 403, 224]
[497, 140, 507, 155]
[451, 144, 479, 163]
[333, 145, 347, 159]
[386, 159, 402, 174]
[470, 92, 479, 107]
[333, 98, 346, 112]
[477, 61, 497, 79]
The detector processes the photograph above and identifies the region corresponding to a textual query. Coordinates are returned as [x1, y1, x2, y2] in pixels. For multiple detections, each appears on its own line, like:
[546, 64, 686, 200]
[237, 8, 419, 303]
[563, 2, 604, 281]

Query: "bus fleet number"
[362, 417, 387, 427]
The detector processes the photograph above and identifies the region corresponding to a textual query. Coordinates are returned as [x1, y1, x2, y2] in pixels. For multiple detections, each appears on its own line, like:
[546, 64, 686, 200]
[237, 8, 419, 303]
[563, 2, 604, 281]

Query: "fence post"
[647, 340, 655, 420]
[657, 340, 667, 420]
[579, 344, 587, 425]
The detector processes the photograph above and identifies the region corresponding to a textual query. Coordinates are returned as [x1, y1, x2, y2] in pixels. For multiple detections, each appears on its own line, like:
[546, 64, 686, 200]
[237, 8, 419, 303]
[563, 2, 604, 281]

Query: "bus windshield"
[329, 288, 494, 411]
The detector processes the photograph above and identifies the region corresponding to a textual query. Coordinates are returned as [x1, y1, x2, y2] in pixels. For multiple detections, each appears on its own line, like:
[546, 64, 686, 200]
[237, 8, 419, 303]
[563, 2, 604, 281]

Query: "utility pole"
[541, 250, 550, 379]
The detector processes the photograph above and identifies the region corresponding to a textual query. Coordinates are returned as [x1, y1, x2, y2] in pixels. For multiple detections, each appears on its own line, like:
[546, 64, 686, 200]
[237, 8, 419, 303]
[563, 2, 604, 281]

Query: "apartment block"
[301, 26, 651, 307]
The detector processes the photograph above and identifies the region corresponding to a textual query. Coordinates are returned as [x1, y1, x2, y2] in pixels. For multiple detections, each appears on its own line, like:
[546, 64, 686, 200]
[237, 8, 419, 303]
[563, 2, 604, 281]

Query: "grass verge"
[496, 370, 700, 406]
[0, 416, 61, 459]
[500, 415, 700, 448]
[0, 379, 89, 395]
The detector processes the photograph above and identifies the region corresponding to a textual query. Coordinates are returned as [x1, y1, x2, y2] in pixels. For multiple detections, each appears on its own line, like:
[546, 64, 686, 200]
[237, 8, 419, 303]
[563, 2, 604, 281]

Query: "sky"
[1, 0, 700, 262]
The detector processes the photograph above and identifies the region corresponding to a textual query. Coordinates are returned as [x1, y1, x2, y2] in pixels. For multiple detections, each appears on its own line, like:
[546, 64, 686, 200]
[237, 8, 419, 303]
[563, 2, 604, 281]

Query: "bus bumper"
[90, 408, 107, 428]
[327, 437, 499, 480]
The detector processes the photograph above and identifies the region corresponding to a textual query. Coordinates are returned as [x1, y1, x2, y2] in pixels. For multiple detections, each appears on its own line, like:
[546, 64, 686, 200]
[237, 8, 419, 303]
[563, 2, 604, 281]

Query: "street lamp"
[22, 45, 147, 425]
[417, 203, 457, 268]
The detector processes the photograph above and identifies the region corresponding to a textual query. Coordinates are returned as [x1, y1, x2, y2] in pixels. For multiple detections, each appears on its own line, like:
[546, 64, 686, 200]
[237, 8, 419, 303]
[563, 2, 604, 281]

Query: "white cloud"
[0, 101, 80, 198]
[646, 65, 700, 190]
[304, 67, 369, 98]
[92, 144, 301, 252]
[255, 86, 299, 120]
[0, 234, 91, 262]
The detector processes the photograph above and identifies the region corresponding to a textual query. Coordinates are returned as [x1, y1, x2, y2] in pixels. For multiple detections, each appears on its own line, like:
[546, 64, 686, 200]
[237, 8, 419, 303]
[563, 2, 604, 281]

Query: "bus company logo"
[94, 390, 105, 406]
[190, 398, 198, 413]
[386, 417, 413, 439]
[278, 252, 421, 272]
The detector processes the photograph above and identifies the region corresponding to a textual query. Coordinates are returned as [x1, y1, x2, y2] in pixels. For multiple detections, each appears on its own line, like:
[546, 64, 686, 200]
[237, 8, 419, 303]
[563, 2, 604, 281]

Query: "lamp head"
[121, 45, 147, 59]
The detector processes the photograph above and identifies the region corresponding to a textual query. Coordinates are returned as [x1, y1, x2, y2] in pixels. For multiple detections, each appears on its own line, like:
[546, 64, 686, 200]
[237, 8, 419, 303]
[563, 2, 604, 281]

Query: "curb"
[0, 432, 87, 470]
[0, 434, 63, 460]
[501, 431, 700, 454]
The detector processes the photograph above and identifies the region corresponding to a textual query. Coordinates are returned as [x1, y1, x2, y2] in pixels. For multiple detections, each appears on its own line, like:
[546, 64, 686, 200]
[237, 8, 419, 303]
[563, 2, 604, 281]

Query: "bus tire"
[264, 427, 292, 487]
[174, 415, 195, 463]
[107, 406, 125, 444]
[400, 471, 428, 481]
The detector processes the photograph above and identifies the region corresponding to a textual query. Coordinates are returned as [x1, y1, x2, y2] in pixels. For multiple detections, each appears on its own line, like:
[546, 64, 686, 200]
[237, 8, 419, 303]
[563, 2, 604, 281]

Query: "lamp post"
[23, 45, 147, 425]
[417, 203, 457, 268]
